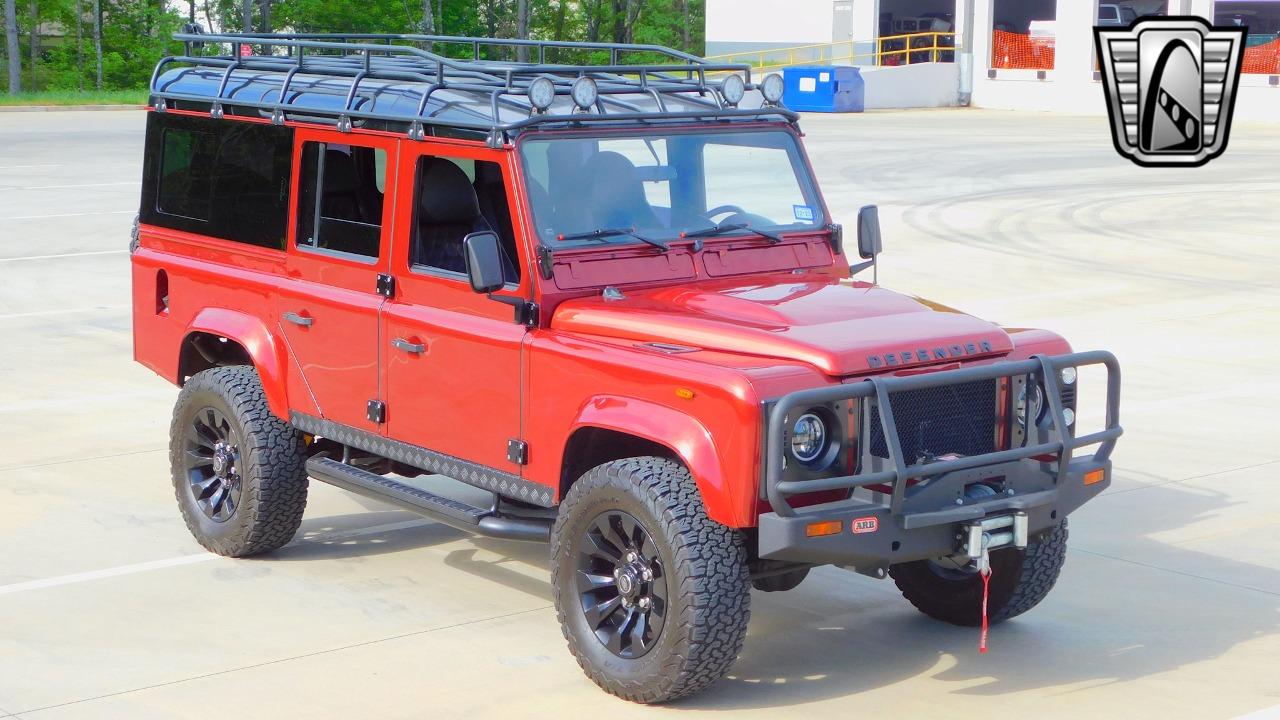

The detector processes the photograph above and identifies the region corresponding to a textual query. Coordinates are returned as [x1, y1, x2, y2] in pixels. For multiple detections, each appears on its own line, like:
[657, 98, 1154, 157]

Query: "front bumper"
[758, 351, 1122, 575]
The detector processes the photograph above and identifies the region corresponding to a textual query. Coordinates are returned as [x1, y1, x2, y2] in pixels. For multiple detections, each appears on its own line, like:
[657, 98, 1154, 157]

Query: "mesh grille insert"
[869, 379, 998, 462]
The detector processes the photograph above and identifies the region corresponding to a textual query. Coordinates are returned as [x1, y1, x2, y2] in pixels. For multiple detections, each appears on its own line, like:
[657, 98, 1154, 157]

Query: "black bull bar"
[758, 351, 1122, 575]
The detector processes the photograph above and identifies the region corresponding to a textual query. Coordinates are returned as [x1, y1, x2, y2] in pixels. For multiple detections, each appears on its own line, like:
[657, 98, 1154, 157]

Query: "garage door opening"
[991, 0, 1056, 70]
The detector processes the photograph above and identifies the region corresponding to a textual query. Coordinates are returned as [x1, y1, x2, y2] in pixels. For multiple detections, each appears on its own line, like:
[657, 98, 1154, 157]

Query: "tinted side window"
[411, 155, 520, 284]
[140, 112, 293, 250]
[295, 142, 386, 261]
[157, 128, 215, 220]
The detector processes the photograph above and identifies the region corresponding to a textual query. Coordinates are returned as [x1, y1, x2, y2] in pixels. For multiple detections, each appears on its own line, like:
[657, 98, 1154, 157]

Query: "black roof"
[150, 32, 797, 145]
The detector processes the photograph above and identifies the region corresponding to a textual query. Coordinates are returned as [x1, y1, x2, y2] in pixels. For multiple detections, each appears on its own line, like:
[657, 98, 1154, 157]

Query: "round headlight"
[760, 73, 785, 104]
[1016, 383, 1044, 428]
[1060, 366, 1077, 386]
[1062, 407, 1076, 427]
[720, 74, 746, 106]
[527, 76, 555, 112]
[790, 413, 827, 464]
[571, 76, 598, 110]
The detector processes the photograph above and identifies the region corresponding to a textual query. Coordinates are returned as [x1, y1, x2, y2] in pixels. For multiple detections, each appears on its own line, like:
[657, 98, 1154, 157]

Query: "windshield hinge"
[536, 245, 554, 280]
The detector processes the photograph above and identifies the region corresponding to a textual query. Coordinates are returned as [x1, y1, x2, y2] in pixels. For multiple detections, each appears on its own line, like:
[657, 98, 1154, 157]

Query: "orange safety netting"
[991, 29, 1054, 70]
[1243, 38, 1280, 75]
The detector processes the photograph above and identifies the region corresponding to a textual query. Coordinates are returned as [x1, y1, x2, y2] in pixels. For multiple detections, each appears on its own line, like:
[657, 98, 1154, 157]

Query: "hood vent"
[638, 342, 700, 354]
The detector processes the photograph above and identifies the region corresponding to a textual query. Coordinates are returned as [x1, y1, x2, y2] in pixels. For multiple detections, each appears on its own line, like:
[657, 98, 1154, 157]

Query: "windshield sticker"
[793, 205, 815, 222]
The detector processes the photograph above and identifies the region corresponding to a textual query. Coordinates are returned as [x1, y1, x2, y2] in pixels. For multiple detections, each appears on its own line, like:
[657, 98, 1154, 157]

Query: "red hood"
[550, 278, 1012, 376]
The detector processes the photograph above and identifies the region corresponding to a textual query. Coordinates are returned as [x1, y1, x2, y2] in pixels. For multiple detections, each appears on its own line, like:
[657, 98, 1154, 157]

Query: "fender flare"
[184, 307, 292, 419]
[570, 396, 739, 527]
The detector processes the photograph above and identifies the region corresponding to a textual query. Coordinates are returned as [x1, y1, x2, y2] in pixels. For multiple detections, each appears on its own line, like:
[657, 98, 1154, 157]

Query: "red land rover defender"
[132, 31, 1123, 703]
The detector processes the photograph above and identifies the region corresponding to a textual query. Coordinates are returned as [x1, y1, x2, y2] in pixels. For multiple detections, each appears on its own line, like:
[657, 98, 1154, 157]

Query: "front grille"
[869, 379, 998, 462]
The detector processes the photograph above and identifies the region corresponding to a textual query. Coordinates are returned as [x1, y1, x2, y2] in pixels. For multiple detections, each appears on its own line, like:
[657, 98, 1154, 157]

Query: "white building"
[706, 0, 1280, 120]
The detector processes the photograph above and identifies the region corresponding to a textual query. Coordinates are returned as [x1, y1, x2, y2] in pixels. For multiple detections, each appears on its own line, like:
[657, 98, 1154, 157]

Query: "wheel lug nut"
[638, 597, 651, 610]
[641, 568, 653, 582]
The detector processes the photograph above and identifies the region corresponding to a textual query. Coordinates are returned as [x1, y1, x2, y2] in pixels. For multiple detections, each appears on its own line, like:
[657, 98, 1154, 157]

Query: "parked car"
[132, 31, 1123, 704]
[1097, 3, 1140, 26]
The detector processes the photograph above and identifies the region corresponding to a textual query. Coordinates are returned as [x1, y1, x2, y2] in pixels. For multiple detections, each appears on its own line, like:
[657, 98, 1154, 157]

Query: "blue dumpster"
[781, 66, 864, 112]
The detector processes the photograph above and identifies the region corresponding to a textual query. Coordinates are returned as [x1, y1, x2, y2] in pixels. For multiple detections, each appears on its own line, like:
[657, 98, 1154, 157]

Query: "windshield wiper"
[558, 227, 669, 252]
[683, 221, 783, 244]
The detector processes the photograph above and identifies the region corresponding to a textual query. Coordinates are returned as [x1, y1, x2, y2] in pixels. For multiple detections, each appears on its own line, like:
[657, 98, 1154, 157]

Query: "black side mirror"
[857, 205, 882, 259]
[463, 231, 506, 294]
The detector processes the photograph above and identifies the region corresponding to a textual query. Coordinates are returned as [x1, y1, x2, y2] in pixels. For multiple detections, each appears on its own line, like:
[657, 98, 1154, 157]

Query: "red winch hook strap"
[978, 566, 992, 654]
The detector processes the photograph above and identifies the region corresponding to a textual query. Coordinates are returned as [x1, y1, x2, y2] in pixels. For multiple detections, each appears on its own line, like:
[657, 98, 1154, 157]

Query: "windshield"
[519, 129, 826, 249]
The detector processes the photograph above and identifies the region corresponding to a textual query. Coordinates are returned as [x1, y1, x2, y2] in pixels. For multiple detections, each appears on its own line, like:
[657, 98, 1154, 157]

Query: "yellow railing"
[705, 32, 955, 73]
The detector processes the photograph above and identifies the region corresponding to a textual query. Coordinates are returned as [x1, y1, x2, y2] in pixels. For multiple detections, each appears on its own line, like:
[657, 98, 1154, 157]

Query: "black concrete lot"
[1, 108, 1278, 719]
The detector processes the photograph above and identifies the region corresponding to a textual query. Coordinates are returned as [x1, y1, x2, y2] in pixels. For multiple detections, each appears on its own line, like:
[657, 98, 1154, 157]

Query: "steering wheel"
[704, 204, 748, 221]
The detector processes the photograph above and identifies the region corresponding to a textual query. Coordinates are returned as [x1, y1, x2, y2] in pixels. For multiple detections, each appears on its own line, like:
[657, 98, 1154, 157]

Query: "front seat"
[416, 158, 515, 281]
[584, 151, 660, 230]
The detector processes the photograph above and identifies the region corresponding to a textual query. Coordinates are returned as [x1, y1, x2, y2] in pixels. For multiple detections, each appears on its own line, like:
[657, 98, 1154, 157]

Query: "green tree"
[5, 0, 706, 95]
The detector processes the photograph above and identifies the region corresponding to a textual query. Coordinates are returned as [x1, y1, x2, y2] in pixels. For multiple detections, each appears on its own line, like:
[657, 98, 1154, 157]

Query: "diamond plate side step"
[306, 457, 552, 542]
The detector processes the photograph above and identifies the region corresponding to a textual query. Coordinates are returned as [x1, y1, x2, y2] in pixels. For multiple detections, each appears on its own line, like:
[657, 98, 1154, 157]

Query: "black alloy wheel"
[574, 510, 669, 659]
[183, 406, 243, 522]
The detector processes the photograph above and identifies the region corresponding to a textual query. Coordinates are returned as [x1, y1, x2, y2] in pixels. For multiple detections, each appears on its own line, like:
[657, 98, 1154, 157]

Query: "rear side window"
[157, 129, 215, 220]
[295, 142, 386, 260]
[140, 112, 293, 250]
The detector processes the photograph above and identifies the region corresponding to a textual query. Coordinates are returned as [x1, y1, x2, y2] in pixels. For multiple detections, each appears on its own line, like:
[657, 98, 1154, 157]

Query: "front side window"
[411, 155, 520, 284]
[519, 129, 824, 249]
[296, 142, 386, 260]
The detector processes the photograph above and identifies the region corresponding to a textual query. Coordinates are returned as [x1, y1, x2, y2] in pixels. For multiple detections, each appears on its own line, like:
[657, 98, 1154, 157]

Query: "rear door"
[276, 128, 399, 432]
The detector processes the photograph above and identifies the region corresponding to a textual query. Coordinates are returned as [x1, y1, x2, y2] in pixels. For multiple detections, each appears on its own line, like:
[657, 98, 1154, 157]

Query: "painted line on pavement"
[0, 249, 127, 262]
[13, 604, 551, 716]
[0, 210, 133, 221]
[1234, 705, 1280, 719]
[0, 304, 129, 320]
[0, 164, 62, 170]
[9, 181, 136, 190]
[0, 518, 434, 597]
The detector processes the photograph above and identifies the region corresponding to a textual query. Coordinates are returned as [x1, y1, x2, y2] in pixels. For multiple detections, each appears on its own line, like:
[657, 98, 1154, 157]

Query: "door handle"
[392, 337, 426, 354]
[282, 311, 313, 327]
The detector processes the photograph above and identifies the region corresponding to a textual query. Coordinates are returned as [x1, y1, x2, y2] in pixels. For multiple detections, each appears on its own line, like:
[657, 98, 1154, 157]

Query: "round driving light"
[527, 76, 555, 111]
[1016, 383, 1044, 428]
[1062, 407, 1076, 427]
[1060, 366, 1077, 385]
[571, 76, 598, 110]
[720, 74, 746, 106]
[790, 413, 827, 464]
[760, 73, 785, 104]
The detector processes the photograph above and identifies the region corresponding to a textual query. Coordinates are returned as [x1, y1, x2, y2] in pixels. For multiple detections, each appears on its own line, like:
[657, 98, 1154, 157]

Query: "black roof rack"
[149, 32, 797, 145]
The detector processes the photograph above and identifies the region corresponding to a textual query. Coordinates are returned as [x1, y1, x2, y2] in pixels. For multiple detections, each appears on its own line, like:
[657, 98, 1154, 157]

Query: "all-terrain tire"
[888, 519, 1068, 626]
[170, 366, 309, 557]
[551, 457, 751, 704]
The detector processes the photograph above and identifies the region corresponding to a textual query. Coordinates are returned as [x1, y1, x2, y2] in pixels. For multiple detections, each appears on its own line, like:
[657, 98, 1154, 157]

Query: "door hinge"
[367, 400, 386, 424]
[376, 274, 396, 298]
[507, 439, 528, 465]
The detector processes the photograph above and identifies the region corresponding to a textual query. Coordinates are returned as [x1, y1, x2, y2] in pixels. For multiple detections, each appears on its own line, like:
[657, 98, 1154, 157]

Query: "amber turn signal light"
[805, 520, 843, 537]
[1083, 468, 1106, 485]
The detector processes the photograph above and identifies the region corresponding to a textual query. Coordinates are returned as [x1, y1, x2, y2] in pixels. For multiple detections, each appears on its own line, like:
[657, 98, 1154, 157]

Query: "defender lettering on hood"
[867, 340, 995, 369]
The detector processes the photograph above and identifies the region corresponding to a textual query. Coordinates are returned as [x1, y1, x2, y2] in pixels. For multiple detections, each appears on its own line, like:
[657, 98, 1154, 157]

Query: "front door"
[276, 129, 399, 432]
[381, 144, 528, 471]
